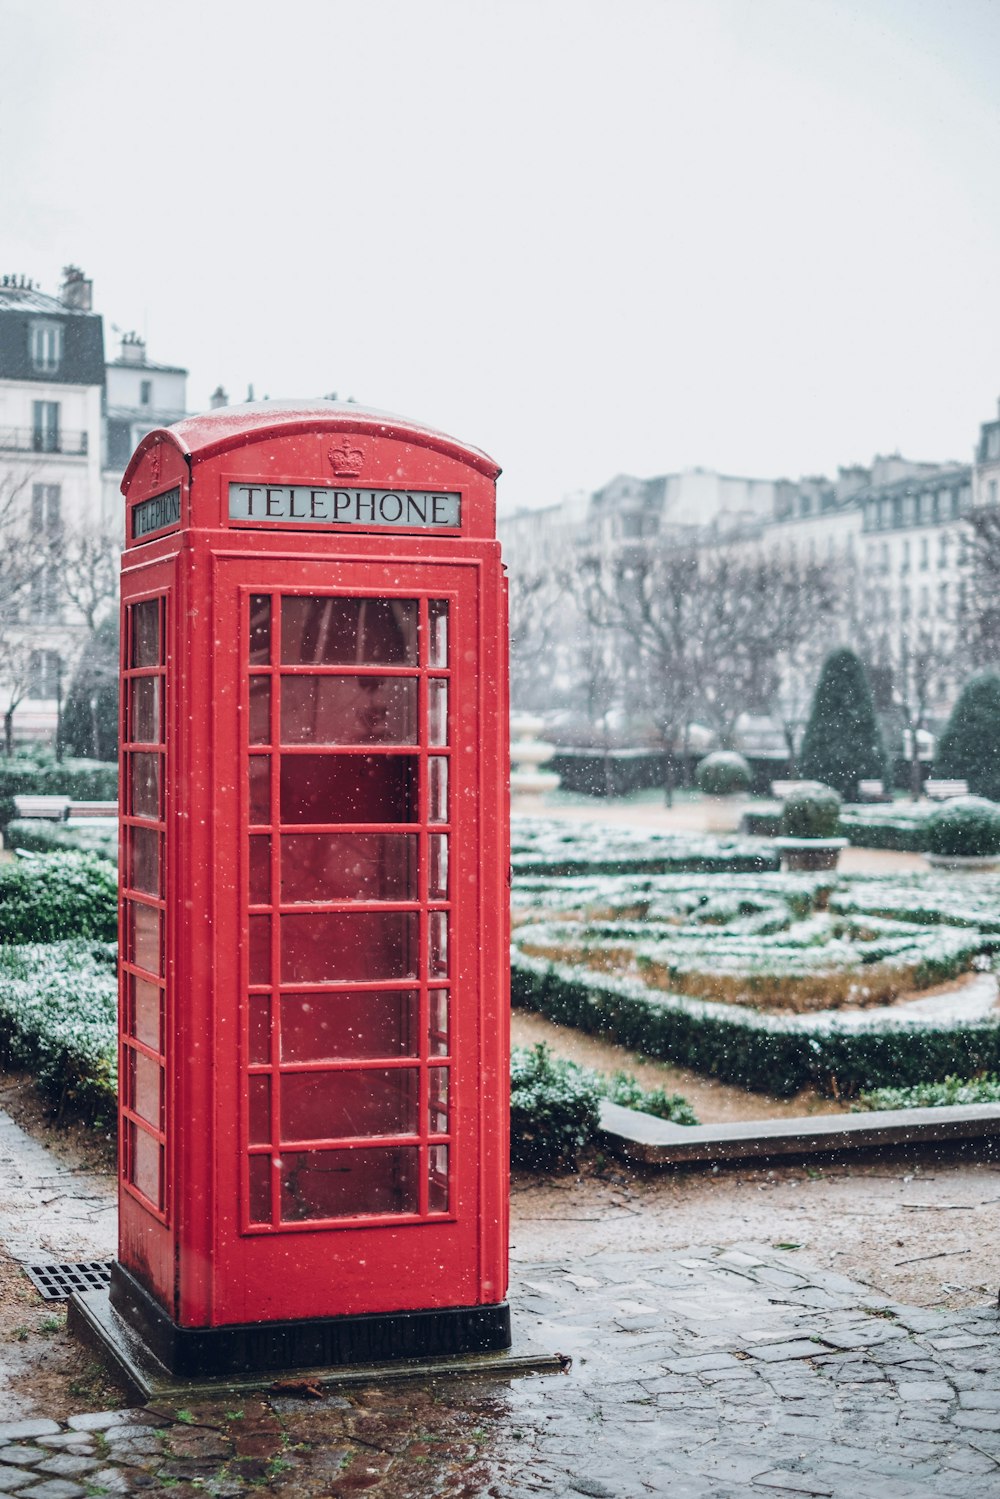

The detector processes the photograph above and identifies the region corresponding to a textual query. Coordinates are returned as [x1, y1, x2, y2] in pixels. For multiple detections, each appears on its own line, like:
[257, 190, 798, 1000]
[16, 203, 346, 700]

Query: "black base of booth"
[104, 1262, 512, 1379]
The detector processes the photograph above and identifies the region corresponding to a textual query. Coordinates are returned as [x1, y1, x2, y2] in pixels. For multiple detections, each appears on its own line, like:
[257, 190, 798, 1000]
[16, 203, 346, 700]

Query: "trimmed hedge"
[0, 759, 117, 828]
[857, 1075, 1000, 1110]
[511, 946, 1000, 1099]
[0, 853, 117, 943]
[5, 819, 117, 862]
[0, 941, 117, 1126]
[926, 797, 1000, 857]
[696, 752, 751, 796]
[511, 818, 779, 876]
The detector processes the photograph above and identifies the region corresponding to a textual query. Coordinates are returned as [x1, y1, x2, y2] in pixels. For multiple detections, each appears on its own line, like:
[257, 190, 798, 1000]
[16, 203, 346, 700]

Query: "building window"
[901, 539, 910, 572]
[950, 491, 960, 518]
[31, 484, 61, 535]
[29, 566, 61, 623]
[31, 401, 60, 453]
[140, 379, 152, 407]
[919, 493, 932, 524]
[939, 532, 949, 566]
[30, 321, 62, 373]
[989, 479, 998, 507]
[939, 582, 949, 613]
[29, 650, 61, 699]
[799, 495, 813, 517]
[900, 586, 910, 618]
[880, 542, 889, 573]
[919, 537, 929, 569]
[892, 497, 903, 527]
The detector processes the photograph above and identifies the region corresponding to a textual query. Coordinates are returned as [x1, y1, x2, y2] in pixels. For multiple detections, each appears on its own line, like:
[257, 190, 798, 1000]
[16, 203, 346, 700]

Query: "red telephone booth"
[110, 403, 510, 1376]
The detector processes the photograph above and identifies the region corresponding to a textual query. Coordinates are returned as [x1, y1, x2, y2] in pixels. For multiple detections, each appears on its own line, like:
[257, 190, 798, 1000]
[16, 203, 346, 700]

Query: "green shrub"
[925, 796, 1000, 858]
[936, 673, 1000, 802]
[780, 783, 842, 839]
[857, 1074, 1000, 1110]
[4, 820, 117, 862]
[511, 818, 779, 875]
[696, 752, 751, 796]
[799, 649, 887, 801]
[602, 1072, 698, 1125]
[740, 805, 783, 838]
[510, 1043, 602, 1170]
[0, 853, 117, 943]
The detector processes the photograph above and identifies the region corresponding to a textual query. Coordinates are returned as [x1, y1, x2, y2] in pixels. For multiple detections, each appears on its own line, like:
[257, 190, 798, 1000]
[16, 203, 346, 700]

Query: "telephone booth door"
[207, 554, 506, 1327]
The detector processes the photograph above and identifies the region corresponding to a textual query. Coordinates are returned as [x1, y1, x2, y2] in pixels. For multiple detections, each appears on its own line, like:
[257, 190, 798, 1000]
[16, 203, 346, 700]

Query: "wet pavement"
[1, 1105, 999, 1495]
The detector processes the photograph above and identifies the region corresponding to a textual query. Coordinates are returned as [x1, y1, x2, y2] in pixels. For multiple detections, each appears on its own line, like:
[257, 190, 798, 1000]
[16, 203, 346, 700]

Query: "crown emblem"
[329, 440, 365, 477]
[148, 443, 162, 485]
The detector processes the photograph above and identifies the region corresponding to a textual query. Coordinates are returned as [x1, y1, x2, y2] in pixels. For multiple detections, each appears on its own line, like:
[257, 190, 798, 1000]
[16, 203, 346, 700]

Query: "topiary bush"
[696, 752, 751, 796]
[925, 796, 1000, 858]
[0, 853, 117, 943]
[510, 1043, 602, 1170]
[935, 673, 1000, 802]
[799, 649, 887, 801]
[780, 782, 842, 839]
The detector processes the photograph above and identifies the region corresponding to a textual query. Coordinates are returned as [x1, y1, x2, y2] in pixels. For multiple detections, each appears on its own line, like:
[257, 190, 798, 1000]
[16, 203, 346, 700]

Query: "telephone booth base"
[101, 1262, 510, 1379]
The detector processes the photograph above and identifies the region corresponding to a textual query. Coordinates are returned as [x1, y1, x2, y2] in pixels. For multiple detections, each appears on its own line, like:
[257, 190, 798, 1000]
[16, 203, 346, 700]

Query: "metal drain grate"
[23, 1260, 113, 1301]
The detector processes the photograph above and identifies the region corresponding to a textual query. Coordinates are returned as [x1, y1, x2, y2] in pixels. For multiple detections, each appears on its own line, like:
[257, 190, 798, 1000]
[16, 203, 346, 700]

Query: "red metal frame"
[118, 408, 508, 1331]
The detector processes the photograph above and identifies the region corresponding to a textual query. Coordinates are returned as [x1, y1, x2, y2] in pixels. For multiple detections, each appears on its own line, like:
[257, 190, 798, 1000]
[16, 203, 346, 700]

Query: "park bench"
[12, 795, 70, 821]
[769, 780, 811, 799]
[924, 778, 969, 801]
[66, 801, 118, 820]
[857, 780, 891, 802]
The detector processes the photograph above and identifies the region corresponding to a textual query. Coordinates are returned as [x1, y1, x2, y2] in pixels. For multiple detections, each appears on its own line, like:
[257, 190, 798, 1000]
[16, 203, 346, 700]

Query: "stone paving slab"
[0, 1115, 114, 1266]
[6, 1243, 992, 1496]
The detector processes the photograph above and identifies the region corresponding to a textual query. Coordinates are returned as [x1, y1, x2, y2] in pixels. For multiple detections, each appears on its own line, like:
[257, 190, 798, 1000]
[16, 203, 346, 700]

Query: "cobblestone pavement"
[0, 1245, 997, 1496]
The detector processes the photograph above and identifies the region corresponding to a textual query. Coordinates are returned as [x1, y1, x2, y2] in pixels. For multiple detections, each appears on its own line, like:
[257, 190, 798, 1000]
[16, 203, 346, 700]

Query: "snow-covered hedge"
[511, 817, 779, 875]
[4, 819, 117, 862]
[0, 852, 117, 943]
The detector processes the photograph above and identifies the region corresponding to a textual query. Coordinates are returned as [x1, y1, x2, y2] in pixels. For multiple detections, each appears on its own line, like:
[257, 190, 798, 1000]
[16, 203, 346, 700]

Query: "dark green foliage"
[4, 819, 117, 861]
[0, 942, 117, 1126]
[780, 783, 842, 839]
[740, 806, 783, 837]
[838, 812, 931, 852]
[511, 950, 1000, 1099]
[0, 758, 118, 828]
[936, 673, 1000, 801]
[602, 1072, 698, 1125]
[509, 1043, 602, 1170]
[696, 752, 751, 796]
[857, 1074, 1000, 1110]
[0, 853, 117, 943]
[925, 796, 1000, 857]
[61, 614, 120, 762]
[799, 649, 887, 801]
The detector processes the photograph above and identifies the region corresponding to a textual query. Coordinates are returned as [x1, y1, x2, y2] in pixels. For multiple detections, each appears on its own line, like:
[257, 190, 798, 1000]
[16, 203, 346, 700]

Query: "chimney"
[120, 331, 146, 365]
[60, 265, 92, 311]
[210, 385, 228, 409]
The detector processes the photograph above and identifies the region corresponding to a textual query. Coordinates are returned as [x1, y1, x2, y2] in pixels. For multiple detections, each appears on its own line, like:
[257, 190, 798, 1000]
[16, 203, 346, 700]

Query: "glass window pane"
[280, 912, 418, 983]
[249, 756, 271, 824]
[280, 1146, 418, 1220]
[429, 1067, 449, 1134]
[280, 676, 417, 746]
[248, 1154, 271, 1223]
[282, 1068, 418, 1141]
[249, 1074, 271, 1145]
[280, 754, 417, 825]
[428, 757, 448, 823]
[131, 600, 160, 668]
[429, 989, 449, 1056]
[428, 601, 449, 668]
[281, 597, 417, 666]
[428, 834, 448, 899]
[428, 1143, 449, 1213]
[131, 753, 160, 818]
[428, 679, 448, 746]
[130, 1048, 161, 1128]
[249, 995, 271, 1064]
[130, 677, 160, 743]
[132, 975, 161, 1050]
[249, 595, 271, 664]
[130, 827, 160, 897]
[249, 677, 271, 743]
[249, 915, 271, 985]
[249, 835, 271, 905]
[281, 833, 417, 902]
[130, 1124, 161, 1206]
[281, 991, 418, 1061]
[128, 901, 161, 975]
[429, 910, 448, 979]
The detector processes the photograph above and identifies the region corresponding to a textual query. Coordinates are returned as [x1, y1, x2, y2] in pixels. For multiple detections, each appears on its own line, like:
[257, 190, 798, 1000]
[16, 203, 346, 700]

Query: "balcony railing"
[0, 427, 89, 456]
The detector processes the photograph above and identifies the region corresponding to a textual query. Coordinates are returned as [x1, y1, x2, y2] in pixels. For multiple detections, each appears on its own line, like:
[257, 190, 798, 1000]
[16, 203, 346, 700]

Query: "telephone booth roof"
[121, 400, 501, 493]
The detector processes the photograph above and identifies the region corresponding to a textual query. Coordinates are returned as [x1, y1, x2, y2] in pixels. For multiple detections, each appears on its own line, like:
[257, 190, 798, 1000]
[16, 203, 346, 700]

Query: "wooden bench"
[857, 780, 891, 803]
[924, 779, 968, 801]
[67, 801, 118, 819]
[12, 795, 70, 821]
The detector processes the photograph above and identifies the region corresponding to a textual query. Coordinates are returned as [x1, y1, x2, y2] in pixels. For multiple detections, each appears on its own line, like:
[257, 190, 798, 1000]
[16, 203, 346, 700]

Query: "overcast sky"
[3, 0, 999, 511]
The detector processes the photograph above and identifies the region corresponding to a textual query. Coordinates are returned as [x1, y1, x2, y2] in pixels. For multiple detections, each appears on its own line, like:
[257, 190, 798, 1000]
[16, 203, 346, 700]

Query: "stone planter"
[926, 852, 1000, 872]
[775, 836, 847, 872]
[510, 713, 560, 808]
[701, 794, 746, 833]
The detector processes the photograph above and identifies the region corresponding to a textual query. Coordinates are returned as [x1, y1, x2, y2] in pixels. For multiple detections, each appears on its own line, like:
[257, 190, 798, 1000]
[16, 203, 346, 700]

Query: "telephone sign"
[102, 402, 510, 1377]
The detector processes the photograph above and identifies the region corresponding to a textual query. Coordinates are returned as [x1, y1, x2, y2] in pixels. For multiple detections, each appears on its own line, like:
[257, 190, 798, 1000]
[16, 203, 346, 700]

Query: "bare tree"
[507, 565, 566, 713]
[0, 637, 37, 757]
[52, 524, 120, 632]
[956, 507, 1000, 672]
